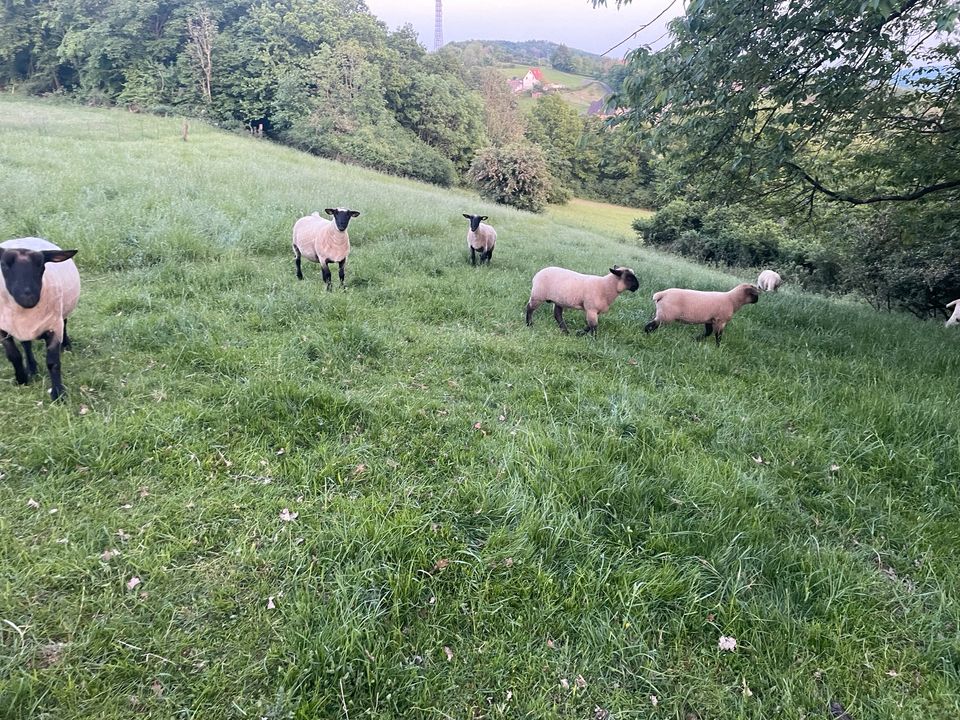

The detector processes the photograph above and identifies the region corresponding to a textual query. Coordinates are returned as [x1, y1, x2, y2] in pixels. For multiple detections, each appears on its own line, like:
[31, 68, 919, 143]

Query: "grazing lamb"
[644, 282, 759, 346]
[525, 265, 639, 336]
[462, 214, 497, 266]
[0, 238, 80, 400]
[292, 208, 360, 290]
[757, 269, 782, 292]
[946, 299, 960, 327]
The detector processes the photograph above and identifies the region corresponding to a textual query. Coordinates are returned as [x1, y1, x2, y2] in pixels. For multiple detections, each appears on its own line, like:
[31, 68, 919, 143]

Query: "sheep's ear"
[349, 210, 360, 218]
[324, 208, 336, 216]
[610, 266, 623, 276]
[480, 216, 488, 221]
[42, 250, 77, 263]
[462, 214, 472, 220]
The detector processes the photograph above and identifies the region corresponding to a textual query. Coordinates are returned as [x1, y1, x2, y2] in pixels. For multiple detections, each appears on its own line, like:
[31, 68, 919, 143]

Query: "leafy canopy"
[594, 0, 960, 210]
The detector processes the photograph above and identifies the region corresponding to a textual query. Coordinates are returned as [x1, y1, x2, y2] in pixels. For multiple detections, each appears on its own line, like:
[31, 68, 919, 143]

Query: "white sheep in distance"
[525, 265, 640, 336]
[644, 282, 759, 346]
[0, 237, 80, 400]
[757, 269, 782, 292]
[946, 299, 960, 327]
[462, 214, 497, 266]
[292, 208, 360, 290]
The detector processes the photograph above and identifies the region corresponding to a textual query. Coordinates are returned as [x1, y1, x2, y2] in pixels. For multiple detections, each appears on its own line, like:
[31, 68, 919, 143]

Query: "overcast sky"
[363, 0, 681, 57]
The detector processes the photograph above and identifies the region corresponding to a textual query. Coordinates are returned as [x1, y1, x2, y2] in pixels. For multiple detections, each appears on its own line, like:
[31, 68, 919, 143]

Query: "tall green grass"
[1, 97, 959, 720]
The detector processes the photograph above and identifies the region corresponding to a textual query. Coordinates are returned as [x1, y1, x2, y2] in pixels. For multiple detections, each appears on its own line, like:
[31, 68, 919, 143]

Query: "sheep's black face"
[747, 285, 760, 303]
[610, 265, 640, 292]
[1, 249, 45, 308]
[0, 248, 77, 309]
[325, 208, 360, 232]
[463, 214, 487, 232]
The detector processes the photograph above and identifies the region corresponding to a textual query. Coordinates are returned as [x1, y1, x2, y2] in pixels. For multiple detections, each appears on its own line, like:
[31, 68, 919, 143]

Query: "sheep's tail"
[947, 299, 959, 309]
[652, 290, 666, 303]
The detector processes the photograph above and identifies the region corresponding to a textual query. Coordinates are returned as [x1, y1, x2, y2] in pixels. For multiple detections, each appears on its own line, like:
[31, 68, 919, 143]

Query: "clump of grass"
[1, 97, 959, 719]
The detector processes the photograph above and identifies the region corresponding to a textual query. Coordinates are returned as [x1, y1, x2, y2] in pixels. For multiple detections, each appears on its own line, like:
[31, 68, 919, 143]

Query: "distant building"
[507, 79, 523, 93]
[521, 68, 544, 91]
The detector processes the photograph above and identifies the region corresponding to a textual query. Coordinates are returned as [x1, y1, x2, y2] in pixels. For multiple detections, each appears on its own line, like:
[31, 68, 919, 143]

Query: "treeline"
[1, 1, 653, 210]
[0, 0, 483, 187]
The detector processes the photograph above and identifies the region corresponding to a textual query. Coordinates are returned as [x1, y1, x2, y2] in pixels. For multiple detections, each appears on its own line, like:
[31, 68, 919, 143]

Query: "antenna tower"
[434, 0, 443, 51]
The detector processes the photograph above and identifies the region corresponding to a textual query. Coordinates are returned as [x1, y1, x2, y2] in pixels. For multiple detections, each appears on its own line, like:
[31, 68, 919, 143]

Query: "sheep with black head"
[1, 238, 80, 400]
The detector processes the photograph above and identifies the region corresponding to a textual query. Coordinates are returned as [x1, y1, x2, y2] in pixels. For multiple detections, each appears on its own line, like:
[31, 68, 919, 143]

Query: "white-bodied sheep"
[462, 214, 497, 266]
[525, 265, 639, 336]
[946, 299, 960, 327]
[292, 208, 360, 290]
[644, 282, 759, 346]
[0, 237, 80, 400]
[757, 269, 782, 292]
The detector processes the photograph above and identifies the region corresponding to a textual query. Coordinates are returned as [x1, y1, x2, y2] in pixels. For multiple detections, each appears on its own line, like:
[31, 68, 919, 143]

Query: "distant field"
[547, 198, 652, 241]
[496, 64, 611, 113]
[495, 63, 594, 88]
[2, 98, 960, 720]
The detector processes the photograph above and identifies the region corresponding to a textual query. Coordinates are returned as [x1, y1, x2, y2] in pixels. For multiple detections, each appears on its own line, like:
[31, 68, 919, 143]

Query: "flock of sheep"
[1, 210, 957, 401]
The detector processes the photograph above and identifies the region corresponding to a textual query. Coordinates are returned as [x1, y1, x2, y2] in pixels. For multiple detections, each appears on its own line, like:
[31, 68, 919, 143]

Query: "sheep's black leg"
[22, 341, 39, 377]
[576, 324, 597, 337]
[484, 247, 494, 264]
[715, 330, 723, 346]
[2, 333, 29, 385]
[553, 304, 569, 334]
[321, 262, 332, 291]
[338, 260, 346, 289]
[294, 248, 304, 280]
[644, 319, 659, 333]
[41, 330, 65, 400]
[525, 301, 538, 326]
[697, 323, 713, 341]
[61, 319, 72, 350]
[470, 247, 477, 266]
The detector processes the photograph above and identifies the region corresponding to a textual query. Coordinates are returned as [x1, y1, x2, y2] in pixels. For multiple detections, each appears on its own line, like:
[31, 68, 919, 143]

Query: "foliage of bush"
[635, 200, 960, 320]
[469, 143, 552, 213]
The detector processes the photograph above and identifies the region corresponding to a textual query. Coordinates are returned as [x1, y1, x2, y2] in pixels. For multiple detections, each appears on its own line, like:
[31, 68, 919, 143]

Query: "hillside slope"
[1, 99, 959, 720]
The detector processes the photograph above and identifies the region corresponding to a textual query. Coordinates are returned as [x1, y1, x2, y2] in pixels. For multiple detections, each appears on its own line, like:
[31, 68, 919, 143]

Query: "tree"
[525, 94, 583, 187]
[594, 0, 960, 211]
[470, 143, 552, 212]
[472, 67, 525, 146]
[187, 6, 216, 103]
[550, 44, 574, 73]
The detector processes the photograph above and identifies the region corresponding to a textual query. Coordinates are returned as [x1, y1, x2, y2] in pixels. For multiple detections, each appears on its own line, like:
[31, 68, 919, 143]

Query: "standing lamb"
[644, 282, 759, 346]
[0, 238, 80, 400]
[525, 265, 639, 336]
[757, 269, 782, 292]
[292, 208, 360, 290]
[946, 299, 960, 327]
[462, 214, 497, 266]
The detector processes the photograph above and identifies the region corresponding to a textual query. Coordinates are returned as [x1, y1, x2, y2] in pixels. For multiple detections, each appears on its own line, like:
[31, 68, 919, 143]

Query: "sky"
[362, 0, 682, 57]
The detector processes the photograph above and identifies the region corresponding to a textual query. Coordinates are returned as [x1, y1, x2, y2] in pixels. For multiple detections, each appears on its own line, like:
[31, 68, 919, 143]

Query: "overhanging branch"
[784, 162, 960, 204]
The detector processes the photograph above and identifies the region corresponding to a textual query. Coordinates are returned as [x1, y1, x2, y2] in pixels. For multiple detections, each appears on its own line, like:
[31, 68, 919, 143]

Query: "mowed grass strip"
[0, 97, 959, 720]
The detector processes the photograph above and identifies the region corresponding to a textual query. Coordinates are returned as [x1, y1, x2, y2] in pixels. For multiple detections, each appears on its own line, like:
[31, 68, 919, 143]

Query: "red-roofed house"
[521, 68, 544, 91]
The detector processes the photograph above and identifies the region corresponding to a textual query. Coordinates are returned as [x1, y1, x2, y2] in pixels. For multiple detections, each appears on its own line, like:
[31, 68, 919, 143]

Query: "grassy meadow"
[1, 97, 960, 720]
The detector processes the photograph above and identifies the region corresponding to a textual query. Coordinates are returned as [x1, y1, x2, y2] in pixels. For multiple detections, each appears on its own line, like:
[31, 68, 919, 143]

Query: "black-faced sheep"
[757, 270, 782, 292]
[462, 214, 496, 266]
[292, 208, 360, 290]
[0, 238, 80, 400]
[525, 265, 639, 336]
[644, 283, 759, 346]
